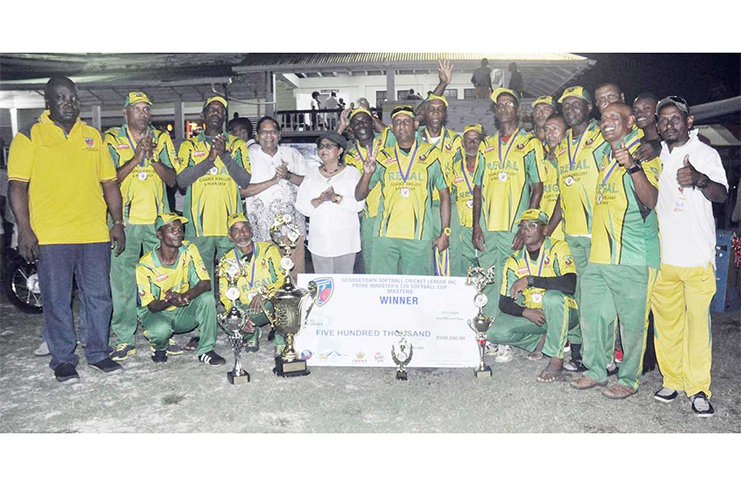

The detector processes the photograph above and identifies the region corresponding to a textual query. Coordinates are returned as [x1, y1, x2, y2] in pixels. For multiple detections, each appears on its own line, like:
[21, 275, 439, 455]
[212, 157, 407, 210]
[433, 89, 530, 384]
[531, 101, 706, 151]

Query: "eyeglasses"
[318, 143, 339, 150]
[496, 101, 516, 109]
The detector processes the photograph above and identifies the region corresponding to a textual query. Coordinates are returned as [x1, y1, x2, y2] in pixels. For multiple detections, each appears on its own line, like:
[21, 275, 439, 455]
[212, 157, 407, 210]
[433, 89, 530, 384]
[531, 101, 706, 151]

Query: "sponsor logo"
[352, 350, 367, 364]
[374, 352, 385, 363]
[419, 154, 426, 161]
[155, 274, 169, 282]
[585, 138, 595, 147]
[318, 350, 347, 361]
[564, 256, 573, 266]
[299, 349, 313, 360]
[84, 138, 95, 148]
[194, 151, 206, 157]
[445, 144, 452, 151]
[117, 144, 131, 150]
[544, 257, 551, 265]
[139, 289, 146, 297]
[516, 143, 525, 150]
[314, 277, 334, 307]
[517, 267, 529, 275]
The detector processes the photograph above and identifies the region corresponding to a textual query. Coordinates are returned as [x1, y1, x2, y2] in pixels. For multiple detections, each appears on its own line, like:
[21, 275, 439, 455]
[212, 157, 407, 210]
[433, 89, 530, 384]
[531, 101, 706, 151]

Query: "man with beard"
[136, 214, 224, 366]
[651, 96, 728, 417]
[8, 76, 125, 382]
[218, 213, 287, 354]
[354, 105, 450, 276]
[104, 92, 179, 361]
[487, 210, 578, 382]
[472, 88, 544, 338]
[571, 103, 661, 399]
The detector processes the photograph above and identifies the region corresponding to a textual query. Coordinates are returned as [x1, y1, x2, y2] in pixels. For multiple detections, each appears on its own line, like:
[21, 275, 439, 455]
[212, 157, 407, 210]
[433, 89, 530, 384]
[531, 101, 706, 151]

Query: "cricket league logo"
[314, 277, 334, 307]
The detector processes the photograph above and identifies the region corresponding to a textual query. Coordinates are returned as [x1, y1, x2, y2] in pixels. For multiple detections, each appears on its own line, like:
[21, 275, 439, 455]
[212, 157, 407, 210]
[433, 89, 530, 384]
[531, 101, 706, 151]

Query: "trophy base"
[273, 356, 310, 378]
[474, 366, 492, 378]
[396, 370, 408, 381]
[227, 371, 251, 384]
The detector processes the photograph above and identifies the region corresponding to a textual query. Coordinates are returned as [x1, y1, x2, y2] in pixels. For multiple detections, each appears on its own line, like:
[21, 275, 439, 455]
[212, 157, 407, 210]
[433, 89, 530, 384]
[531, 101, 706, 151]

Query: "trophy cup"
[391, 331, 413, 380]
[258, 214, 319, 378]
[216, 256, 253, 384]
[466, 265, 496, 378]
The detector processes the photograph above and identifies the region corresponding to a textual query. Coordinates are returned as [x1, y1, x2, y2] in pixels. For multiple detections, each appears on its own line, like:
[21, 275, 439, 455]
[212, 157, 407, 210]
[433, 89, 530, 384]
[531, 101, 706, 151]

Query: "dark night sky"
[571, 53, 740, 106]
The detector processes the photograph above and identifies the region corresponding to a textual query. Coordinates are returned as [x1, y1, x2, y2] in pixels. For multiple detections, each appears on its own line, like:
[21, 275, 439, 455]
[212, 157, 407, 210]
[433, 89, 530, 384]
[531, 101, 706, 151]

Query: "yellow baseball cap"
[531, 96, 555, 108]
[391, 105, 415, 119]
[463, 123, 483, 135]
[349, 107, 373, 120]
[426, 93, 448, 107]
[155, 213, 188, 231]
[558, 86, 592, 104]
[227, 213, 250, 231]
[123, 92, 152, 108]
[204, 95, 228, 110]
[517, 209, 549, 225]
[491, 87, 519, 104]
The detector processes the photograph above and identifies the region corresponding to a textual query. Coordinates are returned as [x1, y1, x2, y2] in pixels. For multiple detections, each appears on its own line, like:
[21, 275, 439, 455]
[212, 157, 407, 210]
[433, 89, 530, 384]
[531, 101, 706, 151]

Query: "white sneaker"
[484, 342, 498, 357]
[34, 341, 50, 357]
[495, 345, 514, 363]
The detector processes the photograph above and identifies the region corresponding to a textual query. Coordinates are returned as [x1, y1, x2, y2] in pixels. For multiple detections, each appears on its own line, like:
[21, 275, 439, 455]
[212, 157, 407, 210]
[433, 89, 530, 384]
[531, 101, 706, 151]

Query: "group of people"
[6, 63, 729, 418]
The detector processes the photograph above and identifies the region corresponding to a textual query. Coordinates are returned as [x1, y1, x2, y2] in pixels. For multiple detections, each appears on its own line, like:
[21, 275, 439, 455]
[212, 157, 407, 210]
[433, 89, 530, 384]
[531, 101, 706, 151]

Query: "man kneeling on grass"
[486, 210, 578, 382]
[217, 213, 286, 356]
[135, 213, 225, 366]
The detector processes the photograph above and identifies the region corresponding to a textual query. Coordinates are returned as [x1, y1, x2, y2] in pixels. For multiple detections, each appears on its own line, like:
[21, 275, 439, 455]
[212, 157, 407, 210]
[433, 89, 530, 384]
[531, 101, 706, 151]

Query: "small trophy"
[391, 331, 413, 380]
[466, 265, 496, 378]
[259, 214, 319, 378]
[216, 257, 252, 385]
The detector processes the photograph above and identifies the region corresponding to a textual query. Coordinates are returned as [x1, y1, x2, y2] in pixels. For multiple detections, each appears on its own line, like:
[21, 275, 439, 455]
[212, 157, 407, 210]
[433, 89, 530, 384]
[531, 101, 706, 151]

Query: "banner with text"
[295, 274, 480, 368]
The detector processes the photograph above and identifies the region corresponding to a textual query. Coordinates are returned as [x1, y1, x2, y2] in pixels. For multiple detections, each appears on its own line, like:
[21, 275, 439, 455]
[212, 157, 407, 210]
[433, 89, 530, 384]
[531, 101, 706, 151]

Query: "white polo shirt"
[656, 129, 729, 268]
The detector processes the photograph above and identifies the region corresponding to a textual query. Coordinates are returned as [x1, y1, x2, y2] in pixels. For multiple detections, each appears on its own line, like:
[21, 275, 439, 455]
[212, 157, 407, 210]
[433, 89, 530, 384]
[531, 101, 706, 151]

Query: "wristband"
[527, 275, 535, 287]
[627, 163, 643, 174]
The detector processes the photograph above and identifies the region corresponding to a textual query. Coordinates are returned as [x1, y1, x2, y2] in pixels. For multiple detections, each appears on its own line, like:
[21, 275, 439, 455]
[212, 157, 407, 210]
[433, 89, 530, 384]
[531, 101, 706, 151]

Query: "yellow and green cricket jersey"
[416, 126, 464, 202]
[176, 132, 250, 237]
[136, 241, 210, 311]
[368, 141, 448, 240]
[501, 237, 578, 310]
[539, 148, 564, 239]
[104, 125, 176, 225]
[217, 242, 285, 311]
[345, 136, 388, 219]
[449, 156, 478, 227]
[473, 129, 544, 232]
[589, 129, 662, 268]
[553, 120, 607, 237]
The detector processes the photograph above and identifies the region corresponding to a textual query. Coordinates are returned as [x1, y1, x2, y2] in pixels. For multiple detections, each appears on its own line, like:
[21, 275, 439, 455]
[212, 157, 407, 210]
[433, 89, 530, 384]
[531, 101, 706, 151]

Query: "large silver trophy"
[216, 257, 254, 384]
[466, 265, 496, 378]
[259, 214, 319, 378]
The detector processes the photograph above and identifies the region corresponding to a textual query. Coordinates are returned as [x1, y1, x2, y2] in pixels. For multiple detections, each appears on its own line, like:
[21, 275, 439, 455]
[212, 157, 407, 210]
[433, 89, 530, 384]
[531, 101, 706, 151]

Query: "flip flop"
[536, 368, 563, 383]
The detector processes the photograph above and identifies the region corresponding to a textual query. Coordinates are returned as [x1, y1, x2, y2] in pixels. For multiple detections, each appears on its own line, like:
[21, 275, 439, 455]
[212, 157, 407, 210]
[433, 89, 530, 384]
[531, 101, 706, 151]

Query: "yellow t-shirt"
[104, 125, 176, 225]
[417, 126, 464, 202]
[136, 241, 210, 311]
[7, 111, 116, 244]
[500, 237, 578, 310]
[473, 129, 544, 232]
[590, 129, 662, 268]
[217, 242, 285, 311]
[176, 132, 250, 237]
[369, 141, 448, 240]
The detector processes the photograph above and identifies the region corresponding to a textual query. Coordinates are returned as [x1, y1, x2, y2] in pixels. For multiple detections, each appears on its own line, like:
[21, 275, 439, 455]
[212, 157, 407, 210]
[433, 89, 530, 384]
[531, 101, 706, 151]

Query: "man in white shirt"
[652, 96, 728, 417]
[242, 116, 307, 280]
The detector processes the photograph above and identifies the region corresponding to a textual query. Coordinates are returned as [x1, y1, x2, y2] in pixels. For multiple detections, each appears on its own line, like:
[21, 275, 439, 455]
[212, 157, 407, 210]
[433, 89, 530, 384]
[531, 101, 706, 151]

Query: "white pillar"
[10, 108, 19, 137]
[91, 105, 102, 130]
[386, 68, 396, 101]
[173, 101, 185, 142]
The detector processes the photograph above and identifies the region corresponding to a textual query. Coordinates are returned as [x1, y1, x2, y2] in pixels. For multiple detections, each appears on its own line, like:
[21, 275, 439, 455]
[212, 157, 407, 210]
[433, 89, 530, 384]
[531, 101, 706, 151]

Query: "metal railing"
[277, 108, 382, 133]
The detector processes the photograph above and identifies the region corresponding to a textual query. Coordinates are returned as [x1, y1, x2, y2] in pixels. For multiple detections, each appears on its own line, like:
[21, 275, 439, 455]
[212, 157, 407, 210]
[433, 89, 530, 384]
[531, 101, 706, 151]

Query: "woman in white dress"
[296, 132, 364, 274]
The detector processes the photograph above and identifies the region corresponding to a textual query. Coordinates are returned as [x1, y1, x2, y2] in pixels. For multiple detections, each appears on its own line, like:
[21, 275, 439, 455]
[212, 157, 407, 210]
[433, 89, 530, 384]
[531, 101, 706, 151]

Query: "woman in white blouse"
[296, 132, 364, 274]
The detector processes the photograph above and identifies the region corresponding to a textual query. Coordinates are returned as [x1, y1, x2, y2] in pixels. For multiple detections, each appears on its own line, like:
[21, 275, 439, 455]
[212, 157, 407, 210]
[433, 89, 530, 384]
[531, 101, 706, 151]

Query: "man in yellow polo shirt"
[354, 105, 451, 275]
[136, 213, 224, 366]
[104, 92, 179, 361]
[217, 213, 286, 353]
[472, 87, 544, 324]
[176, 96, 251, 282]
[571, 103, 662, 399]
[8, 76, 125, 383]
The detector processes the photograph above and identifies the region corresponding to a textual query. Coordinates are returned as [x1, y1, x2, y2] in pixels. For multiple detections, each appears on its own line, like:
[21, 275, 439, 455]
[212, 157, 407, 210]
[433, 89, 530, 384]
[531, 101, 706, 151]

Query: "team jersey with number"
[589, 128, 662, 268]
[217, 242, 285, 311]
[473, 129, 544, 232]
[105, 125, 176, 225]
[552, 120, 607, 237]
[416, 126, 464, 202]
[368, 141, 447, 240]
[501, 237, 578, 309]
[136, 241, 210, 311]
[176, 132, 250, 237]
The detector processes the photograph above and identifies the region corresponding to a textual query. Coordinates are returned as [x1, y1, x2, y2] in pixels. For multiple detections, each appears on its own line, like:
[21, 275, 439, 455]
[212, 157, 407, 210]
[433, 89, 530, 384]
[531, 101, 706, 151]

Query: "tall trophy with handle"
[216, 256, 253, 384]
[259, 214, 319, 377]
[466, 265, 496, 378]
